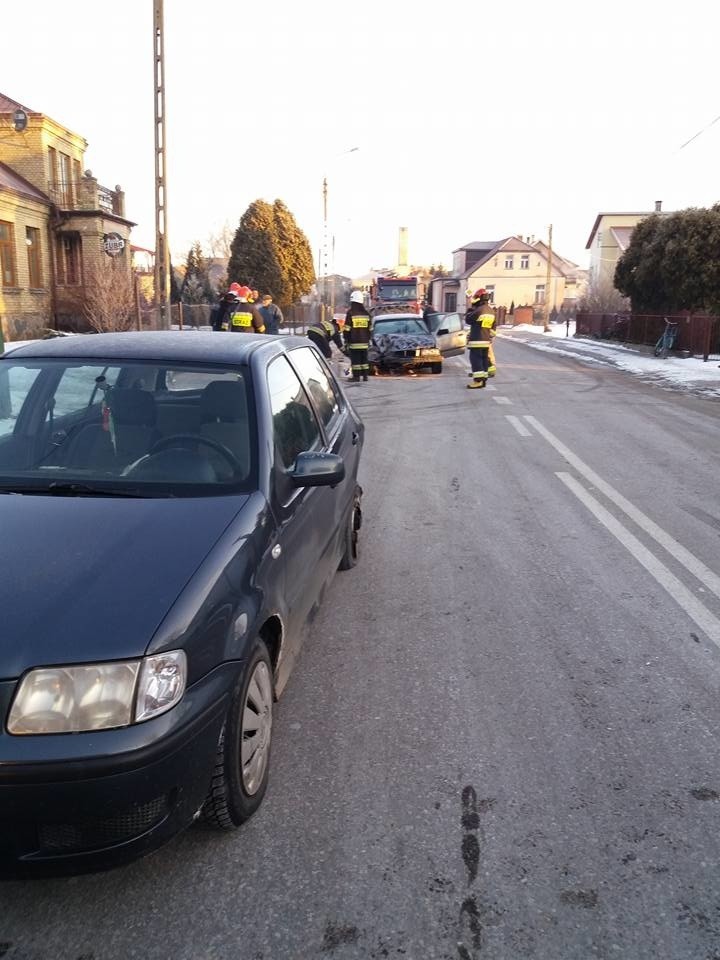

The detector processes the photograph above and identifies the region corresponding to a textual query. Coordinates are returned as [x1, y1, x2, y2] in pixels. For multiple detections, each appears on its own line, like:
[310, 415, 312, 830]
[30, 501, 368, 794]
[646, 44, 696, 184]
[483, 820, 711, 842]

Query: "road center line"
[525, 415, 720, 602]
[505, 415, 532, 436]
[557, 472, 720, 647]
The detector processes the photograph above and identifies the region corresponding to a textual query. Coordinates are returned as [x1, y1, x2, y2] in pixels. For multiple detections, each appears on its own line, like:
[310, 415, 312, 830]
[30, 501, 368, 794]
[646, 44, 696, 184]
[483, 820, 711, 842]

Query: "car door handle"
[352, 431, 359, 445]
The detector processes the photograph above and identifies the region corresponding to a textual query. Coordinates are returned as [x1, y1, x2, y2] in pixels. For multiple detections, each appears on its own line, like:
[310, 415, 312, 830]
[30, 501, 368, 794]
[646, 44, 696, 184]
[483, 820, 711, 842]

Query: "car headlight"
[7, 651, 187, 735]
[417, 348, 440, 357]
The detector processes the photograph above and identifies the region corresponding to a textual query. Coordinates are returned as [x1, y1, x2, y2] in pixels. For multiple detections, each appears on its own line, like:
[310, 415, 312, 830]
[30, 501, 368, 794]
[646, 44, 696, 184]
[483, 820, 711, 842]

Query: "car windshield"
[373, 319, 429, 336]
[0, 358, 256, 497]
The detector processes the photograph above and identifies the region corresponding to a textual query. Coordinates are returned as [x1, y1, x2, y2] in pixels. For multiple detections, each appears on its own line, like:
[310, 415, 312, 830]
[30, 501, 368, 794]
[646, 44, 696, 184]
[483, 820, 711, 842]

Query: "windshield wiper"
[0, 481, 147, 498]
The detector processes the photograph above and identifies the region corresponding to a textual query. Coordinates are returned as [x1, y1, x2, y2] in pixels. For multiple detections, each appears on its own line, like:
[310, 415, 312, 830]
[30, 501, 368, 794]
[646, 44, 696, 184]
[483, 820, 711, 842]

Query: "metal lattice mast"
[153, 0, 171, 327]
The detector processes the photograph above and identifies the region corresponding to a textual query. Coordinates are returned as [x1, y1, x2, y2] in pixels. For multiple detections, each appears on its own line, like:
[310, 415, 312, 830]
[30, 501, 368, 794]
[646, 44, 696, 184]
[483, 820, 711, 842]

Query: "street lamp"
[322, 147, 359, 319]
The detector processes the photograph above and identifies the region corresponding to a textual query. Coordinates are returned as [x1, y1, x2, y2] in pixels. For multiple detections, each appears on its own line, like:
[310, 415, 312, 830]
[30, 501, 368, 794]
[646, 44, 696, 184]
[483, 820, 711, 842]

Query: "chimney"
[398, 227, 409, 273]
[655, 200, 662, 212]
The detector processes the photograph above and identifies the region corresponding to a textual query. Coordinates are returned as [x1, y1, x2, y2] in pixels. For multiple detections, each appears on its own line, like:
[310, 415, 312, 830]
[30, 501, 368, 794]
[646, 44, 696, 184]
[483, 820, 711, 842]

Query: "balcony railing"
[48, 178, 125, 217]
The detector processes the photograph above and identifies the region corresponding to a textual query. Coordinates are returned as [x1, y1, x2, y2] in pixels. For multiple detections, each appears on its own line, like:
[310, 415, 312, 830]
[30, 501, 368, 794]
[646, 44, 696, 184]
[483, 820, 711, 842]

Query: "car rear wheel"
[430, 363, 442, 374]
[201, 640, 274, 829]
[339, 485, 362, 570]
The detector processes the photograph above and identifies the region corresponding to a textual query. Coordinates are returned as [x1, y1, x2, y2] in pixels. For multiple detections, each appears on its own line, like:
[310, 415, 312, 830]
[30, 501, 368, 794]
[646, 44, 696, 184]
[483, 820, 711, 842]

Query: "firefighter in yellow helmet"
[465, 289, 496, 389]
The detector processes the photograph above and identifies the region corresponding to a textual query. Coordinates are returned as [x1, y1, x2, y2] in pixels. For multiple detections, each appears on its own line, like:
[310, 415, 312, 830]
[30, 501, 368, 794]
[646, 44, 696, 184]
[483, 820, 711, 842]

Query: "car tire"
[339, 484, 362, 571]
[430, 363, 442, 374]
[201, 640, 274, 830]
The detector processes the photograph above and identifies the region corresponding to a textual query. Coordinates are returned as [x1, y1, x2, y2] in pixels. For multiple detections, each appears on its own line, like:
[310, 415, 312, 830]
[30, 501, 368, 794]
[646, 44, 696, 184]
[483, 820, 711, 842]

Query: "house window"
[56, 233, 82, 285]
[26, 227, 42, 288]
[504, 255, 514, 269]
[48, 147, 58, 195]
[520, 254, 529, 269]
[534, 284, 545, 304]
[444, 291, 457, 312]
[0, 221, 17, 287]
[58, 152, 73, 207]
[597, 231, 602, 247]
[485, 285, 495, 304]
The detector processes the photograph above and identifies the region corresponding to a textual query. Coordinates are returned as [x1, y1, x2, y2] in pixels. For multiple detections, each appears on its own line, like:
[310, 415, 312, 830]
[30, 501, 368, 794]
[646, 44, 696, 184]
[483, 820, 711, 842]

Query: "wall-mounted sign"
[103, 232, 126, 257]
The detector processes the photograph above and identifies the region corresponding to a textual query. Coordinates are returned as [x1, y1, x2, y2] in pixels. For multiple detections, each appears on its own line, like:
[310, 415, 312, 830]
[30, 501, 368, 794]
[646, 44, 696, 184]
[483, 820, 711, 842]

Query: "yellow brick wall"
[0, 192, 53, 341]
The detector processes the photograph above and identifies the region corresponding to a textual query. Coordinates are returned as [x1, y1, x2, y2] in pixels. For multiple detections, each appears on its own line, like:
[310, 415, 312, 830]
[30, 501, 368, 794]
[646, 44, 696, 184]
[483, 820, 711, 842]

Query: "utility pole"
[153, 0, 171, 329]
[543, 223, 553, 332]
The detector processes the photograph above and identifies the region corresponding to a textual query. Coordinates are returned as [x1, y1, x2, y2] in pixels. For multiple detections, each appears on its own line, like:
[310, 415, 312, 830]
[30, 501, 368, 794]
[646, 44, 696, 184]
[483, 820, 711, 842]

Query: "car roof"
[2, 331, 307, 365]
[373, 314, 425, 322]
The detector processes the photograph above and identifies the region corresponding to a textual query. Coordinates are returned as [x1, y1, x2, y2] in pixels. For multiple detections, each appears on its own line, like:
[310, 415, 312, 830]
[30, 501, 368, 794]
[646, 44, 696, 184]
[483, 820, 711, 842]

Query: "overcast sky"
[2, 0, 719, 277]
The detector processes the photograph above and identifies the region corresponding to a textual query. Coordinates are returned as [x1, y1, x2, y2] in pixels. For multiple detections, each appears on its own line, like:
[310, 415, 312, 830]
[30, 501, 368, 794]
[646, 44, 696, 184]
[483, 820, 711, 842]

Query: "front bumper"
[0, 662, 238, 877]
[370, 351, 442, 371]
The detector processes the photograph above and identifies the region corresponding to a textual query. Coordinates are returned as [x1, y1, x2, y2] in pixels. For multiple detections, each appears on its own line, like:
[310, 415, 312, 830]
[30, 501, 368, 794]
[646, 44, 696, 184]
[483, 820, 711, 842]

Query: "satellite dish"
[12, 109, 28, 133]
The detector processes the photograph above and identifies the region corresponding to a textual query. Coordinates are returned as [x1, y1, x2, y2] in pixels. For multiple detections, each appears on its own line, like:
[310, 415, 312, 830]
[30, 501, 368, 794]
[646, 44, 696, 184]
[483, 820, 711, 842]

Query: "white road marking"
[506, 415, 532, 437]
[493, 396, 511, 405]
[525, 415, 720, 602]
[557, 472, 720, 648]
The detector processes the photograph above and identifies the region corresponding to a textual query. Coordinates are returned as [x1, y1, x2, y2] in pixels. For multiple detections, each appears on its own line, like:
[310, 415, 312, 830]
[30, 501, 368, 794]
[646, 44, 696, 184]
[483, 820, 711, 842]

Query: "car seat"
[199, 380, 249, 480]
[64, 389, 159, 471]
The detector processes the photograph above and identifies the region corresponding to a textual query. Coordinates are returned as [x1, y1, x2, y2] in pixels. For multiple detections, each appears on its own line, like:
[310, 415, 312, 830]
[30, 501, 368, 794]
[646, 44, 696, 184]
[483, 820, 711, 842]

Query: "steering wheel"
[148, 434, 241, 471]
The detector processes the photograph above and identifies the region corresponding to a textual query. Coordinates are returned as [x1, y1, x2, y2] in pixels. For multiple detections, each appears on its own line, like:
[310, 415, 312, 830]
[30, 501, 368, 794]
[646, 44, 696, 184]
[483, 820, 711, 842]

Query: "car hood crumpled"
[371, 332, 436, 355]
[0, 493, 248, 678]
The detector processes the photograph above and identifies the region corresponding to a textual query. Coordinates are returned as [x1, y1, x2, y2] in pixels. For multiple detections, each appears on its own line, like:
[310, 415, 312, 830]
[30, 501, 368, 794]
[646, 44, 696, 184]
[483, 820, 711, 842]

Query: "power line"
[677, 112, 720, 152]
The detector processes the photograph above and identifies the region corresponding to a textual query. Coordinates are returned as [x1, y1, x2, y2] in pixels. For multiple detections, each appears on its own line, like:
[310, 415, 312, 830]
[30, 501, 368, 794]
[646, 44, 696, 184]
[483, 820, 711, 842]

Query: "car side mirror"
[437, 328, 449, 336]
[290, 451, 345, 487]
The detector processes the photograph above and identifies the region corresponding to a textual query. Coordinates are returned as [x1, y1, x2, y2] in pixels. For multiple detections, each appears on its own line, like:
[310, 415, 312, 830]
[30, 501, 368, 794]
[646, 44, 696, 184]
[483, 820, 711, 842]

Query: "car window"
[443, 313, 461, 333]
[289, 347, 342, 435]
[373, 320, 427, 336]
[0, 358, 255, 496]
[267, 355, 322, 469]
[0, 365, 42, 438]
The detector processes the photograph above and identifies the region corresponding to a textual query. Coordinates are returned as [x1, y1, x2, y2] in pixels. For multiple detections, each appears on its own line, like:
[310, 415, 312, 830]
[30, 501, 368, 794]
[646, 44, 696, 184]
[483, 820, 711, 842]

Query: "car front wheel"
[201, 640, 274, 829]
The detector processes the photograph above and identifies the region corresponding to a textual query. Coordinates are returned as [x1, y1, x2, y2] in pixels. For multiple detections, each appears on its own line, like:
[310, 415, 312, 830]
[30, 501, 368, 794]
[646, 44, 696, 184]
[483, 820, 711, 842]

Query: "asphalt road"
[3, 340, 720, 960]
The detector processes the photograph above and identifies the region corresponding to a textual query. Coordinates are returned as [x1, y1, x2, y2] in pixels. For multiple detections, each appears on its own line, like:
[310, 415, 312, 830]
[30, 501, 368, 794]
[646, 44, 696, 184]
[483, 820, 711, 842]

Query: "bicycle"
[654, 318, 679, 358]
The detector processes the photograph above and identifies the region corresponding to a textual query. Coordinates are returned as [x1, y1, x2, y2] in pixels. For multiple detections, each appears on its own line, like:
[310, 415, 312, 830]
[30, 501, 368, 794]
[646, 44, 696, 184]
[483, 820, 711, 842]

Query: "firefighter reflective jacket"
[465, 302, 496, 347]
[227, 303, 265, 333]
[344, 303, 372, 349]
[308, 317, 343, 350]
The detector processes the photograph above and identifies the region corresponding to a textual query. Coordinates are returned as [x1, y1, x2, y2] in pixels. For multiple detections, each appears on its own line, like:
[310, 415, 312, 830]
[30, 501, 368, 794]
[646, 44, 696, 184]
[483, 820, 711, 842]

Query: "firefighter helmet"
[350, 290, 364, 304]
[236, 285, 251, 300]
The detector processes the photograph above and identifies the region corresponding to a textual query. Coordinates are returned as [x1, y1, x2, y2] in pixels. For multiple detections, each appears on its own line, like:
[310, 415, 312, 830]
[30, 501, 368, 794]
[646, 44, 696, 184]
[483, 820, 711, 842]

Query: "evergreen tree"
[227, 199, 314, 310]
[615, 205, 720, 315]
[227, 201, 284, 302]
[181, 241, 214, 304]
[272, 199, 315, 307]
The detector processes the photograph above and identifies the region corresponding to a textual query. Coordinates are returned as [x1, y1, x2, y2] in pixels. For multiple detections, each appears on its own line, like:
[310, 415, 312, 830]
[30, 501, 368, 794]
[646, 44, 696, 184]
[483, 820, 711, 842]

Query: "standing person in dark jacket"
[344, 291, 373, 381]
[465, 289, 496, 389]
[226, 285, 266, 333]
[307, 314, 344, 358]
[211, 289, 240, 332]
[259, 294, 284, 335]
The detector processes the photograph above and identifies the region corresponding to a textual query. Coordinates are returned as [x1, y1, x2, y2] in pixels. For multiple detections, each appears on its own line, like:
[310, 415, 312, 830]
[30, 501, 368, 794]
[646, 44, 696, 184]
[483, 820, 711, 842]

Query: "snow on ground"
[499, 323, 720, 400]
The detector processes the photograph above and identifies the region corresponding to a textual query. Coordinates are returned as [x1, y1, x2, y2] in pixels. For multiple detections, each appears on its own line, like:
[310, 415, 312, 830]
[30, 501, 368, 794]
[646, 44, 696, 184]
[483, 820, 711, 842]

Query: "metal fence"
[576, 312, 720, 361]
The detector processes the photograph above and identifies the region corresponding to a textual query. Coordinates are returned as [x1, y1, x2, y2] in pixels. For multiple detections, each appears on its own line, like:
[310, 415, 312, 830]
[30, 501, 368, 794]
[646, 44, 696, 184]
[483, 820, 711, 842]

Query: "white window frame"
[520, 254, 529, 270]
[504, 255, 514, 270]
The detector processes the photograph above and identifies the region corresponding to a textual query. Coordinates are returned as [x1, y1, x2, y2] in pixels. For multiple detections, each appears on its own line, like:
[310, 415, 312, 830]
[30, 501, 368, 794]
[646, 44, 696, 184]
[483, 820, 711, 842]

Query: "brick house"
[0, 92, 135, 342]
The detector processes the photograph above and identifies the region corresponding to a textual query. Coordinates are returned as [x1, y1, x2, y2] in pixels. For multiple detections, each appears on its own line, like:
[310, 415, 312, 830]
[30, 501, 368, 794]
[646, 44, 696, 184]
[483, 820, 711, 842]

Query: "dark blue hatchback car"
[0, 332, 364, 876]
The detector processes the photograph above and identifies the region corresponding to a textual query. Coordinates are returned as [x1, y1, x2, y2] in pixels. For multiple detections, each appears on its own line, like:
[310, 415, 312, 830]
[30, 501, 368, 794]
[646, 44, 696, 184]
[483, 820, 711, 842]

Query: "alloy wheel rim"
[240, 661, 273, 795]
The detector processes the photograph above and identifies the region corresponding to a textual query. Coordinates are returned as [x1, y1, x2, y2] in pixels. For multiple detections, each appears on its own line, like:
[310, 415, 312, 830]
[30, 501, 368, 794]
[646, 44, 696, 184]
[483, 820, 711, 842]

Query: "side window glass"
[289, 347, 342, 434]
[267, 356, 321, 470]
[446, 313, 461, 333]
[51, 365, 121, 419]
[0, 366, 42, 438]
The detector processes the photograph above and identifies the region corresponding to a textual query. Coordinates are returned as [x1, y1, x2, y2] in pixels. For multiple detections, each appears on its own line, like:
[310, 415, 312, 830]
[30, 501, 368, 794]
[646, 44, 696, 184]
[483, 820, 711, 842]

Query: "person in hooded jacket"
[344, 291, 373, 381]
